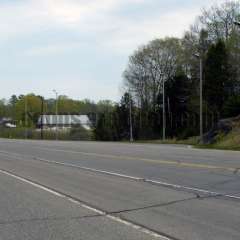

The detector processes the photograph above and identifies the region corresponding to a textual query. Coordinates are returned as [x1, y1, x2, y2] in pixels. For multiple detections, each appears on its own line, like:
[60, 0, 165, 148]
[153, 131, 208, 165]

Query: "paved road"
[0, 139, 240, 240]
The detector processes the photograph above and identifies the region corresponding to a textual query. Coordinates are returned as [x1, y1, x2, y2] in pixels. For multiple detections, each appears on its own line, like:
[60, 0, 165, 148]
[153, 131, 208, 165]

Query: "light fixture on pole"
[53, 90, 58, 140]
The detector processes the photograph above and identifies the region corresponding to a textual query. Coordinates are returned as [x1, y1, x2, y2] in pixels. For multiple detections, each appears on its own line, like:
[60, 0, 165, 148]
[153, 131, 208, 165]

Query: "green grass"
[204, 130, 240, 151]
[134, 136, 199, 146]
[133, 133, 240, 151]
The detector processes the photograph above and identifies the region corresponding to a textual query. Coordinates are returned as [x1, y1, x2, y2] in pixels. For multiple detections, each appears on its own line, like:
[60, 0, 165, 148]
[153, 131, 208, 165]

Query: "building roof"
[38, 115, 91, 129]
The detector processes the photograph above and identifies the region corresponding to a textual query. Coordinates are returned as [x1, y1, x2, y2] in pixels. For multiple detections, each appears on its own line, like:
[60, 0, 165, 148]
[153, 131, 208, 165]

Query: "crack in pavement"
[107, 197, 197, 215]
[108, 189, 240, 216]
[0, 168, 180, 240]
[2, 192, 233, 227]
[0, 198, 197, 226]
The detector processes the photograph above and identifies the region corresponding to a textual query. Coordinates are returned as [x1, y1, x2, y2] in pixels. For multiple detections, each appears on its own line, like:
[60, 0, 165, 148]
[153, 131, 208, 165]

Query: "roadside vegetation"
[135, 137, 199, 146]
[210, 131, 240, 151]
[0, 126, 92, 141]
[199, 116, 240, 150]
[0, 96, 111, 141]
[94, 1, 240, 150]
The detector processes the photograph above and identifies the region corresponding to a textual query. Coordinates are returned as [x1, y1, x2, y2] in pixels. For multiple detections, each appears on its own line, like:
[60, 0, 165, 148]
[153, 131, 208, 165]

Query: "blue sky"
[0, 0, 225, 102]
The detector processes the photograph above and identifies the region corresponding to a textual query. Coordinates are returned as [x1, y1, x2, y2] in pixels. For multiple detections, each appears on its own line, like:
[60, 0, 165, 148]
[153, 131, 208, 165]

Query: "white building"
[37, 115, 92, 130]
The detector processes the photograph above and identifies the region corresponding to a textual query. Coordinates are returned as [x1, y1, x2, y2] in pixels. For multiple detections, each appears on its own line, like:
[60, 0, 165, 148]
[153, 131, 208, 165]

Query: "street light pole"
[53, 90, 58, 140]
[129, 92, 134, 142]
[162, 78, 166, 141]
[25, 96, 28, 140]
[199, 57, 203, 143]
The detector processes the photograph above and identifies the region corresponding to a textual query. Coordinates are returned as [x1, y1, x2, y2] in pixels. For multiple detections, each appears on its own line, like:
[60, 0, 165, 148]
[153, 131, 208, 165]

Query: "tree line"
[0, 94, 115, 128]
[95, 1, 240, 141]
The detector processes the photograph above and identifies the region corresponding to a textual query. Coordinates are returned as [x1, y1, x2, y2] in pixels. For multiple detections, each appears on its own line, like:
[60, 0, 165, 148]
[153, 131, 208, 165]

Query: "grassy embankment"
[198, 129, 240, 151]
[136, 123, 240, 151]
[140, 116, 240, 151]
[136, 133, 240, 151]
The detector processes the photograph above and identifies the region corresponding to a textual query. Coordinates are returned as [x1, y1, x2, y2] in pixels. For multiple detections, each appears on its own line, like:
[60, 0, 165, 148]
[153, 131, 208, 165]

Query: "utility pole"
[53, 90, 58, 140]
[38, 96, 44, 140]
[129, 92, 134, 142]
[41, 98, 44, 140]
[199, 57, 203, 143]
[162, 78, 166, 141]
[25, 96, 28, 140]
[194, 53, 203, 143]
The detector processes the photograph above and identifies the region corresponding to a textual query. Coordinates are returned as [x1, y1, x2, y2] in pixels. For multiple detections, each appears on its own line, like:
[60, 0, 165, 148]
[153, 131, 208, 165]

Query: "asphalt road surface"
[0, 139, 240, 240]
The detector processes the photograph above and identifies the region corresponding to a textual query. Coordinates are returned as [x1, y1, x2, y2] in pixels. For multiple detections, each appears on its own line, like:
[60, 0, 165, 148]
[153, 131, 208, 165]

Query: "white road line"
[145, 180, 240, 200]
[0, 169, 170, 240]
[34, 157, 240, 201]
[0, 150, 240, 201]
[0, 151, 142, 181]
[34, 146, 240, 172]
[36, 157, 144, 181]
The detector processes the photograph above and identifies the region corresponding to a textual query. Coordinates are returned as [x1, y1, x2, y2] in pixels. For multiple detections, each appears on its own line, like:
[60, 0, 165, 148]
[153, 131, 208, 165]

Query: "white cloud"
[0, 0, 147, 54]
[100, 7, 201, 55]
[24, 42, 84, 56]
[0, 0, 231, 100]
[0, 0, 143, 30]
[0, 0, 228, 49]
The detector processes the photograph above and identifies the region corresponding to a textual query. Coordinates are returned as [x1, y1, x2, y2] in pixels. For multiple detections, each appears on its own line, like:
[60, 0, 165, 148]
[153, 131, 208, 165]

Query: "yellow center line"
[36, 147, 237, 172]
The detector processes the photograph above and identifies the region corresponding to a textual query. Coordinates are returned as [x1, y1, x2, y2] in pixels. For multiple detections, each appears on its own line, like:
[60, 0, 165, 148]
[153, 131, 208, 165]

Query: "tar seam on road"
[0, 169, 175, 240]
[0, 150, 240, 201]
